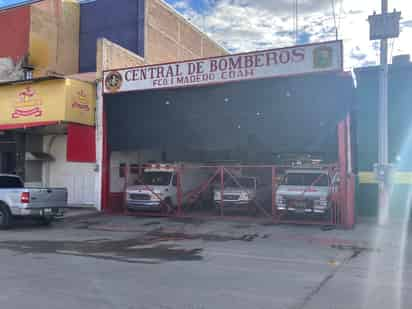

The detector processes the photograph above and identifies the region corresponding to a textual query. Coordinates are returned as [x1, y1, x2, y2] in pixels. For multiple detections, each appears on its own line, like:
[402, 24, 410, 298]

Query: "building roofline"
[0, 76, 63, 87]
[354, 63, 412, 73]
[156, 0, 229, 55]
[0, 0, 43, 12]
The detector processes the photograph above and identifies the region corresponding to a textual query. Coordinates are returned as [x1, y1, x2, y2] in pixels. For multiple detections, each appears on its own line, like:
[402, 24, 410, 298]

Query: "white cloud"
[169, 0, 412, 69]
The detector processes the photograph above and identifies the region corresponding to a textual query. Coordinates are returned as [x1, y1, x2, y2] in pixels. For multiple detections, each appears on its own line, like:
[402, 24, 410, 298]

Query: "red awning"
[0, 121, 59, 131]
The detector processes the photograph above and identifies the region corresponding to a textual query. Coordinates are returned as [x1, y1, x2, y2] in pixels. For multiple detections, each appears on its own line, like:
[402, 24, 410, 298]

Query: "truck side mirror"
[172, 174, 177, 186]
[333, 175, 341, 185]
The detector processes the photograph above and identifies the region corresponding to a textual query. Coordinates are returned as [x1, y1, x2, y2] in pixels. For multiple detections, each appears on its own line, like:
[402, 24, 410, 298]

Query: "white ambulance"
[126, 163, 212, 212]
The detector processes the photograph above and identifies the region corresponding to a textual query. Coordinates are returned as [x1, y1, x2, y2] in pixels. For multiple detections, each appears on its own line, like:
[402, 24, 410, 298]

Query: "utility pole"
[378, 0, 389, 212]
[295, 0, 298, 44]
[368, 1, 401, 217]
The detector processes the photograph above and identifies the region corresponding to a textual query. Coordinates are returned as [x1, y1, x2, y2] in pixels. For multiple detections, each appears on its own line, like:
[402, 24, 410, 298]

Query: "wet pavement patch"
[146, 229, 261, 242]
[0, 227, 266, 263]
[331, 244, 376, 259]
[0, 238, 203, 263]
[168, 217, 206, 225]
[75, 220, 103, 230]
[142, 221, 161, 226]
[232, 224, 252, 229]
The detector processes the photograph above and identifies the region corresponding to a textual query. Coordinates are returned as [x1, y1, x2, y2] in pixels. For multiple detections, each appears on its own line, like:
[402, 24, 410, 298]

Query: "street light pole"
[369, 0, 401, 219]
[378, 0, 389, 212]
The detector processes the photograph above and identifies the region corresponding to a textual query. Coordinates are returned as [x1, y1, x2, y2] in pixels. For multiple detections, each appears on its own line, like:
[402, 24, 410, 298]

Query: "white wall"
[44, 135, 97, 206]
[109, 150, 162, 193]
[95, 82, 103, 211]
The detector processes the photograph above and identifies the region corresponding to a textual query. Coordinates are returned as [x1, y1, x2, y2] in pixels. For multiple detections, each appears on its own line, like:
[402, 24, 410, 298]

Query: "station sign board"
[103, 40, 343, 94]
[368, 11, 401, 40]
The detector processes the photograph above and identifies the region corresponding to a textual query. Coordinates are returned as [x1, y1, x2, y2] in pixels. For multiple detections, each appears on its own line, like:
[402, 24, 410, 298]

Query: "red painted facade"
[0, 6, 30, 62]
[67, 123, 96, 163]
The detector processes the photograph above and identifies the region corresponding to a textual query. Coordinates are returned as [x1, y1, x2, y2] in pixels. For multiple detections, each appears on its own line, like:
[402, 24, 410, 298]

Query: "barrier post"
[123, 163, 129, 213]
[176, 167, 183, 216]
[345, 174, 355, 229]
[272, 166, 277, 220]
[220, 166, 224, 216]
[338, 121, 348, 227]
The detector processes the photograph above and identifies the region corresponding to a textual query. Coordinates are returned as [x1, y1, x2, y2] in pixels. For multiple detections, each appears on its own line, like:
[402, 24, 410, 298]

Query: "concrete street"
[0, 214, 411, 309]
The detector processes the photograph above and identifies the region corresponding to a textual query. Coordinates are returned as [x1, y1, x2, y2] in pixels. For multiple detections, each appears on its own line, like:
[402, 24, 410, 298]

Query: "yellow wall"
[358, 171, 412, 184]
[97, 38, 146, 79]
[65, 78, 96, 126]
[145, 0, 228, 64]
[0, 79, 95, 126]
[29, 0, 80, 78]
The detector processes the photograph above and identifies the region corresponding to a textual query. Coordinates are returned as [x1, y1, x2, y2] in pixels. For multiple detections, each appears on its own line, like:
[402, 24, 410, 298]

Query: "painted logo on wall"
[313, 46, 333, 69]
[104, 71, 123, 92]
[72, 89, 90, 111]
[12, 86, 43, 119]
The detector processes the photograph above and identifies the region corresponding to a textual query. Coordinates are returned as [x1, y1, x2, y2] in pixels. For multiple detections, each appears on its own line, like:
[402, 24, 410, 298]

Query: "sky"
[0, 0, 40, 10]
[0, 0, 410, 69]
[165, 0, 412, 69]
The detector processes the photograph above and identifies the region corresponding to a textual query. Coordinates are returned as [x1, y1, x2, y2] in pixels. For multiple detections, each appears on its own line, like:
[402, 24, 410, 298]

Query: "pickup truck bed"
[0, 174, 67, 228]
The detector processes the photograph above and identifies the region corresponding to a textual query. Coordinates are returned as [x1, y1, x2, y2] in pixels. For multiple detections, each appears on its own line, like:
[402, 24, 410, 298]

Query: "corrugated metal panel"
[79, 0, 145, 72]
[47, 134, 96, 205]
[354, 64, 412, 217]
[355, 64, 412, 171]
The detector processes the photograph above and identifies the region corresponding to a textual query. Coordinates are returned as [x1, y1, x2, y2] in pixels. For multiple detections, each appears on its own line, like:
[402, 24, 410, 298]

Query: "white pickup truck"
[0, 174, 67, 228]
[276, 169, 338, 215]
[213, 176, 273, 214]
[213, 176, 257, 209]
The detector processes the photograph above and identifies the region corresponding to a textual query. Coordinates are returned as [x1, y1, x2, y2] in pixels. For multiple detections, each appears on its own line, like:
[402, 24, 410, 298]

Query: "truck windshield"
[143, 172, 172, 186]
[225, 178, 255, 188]
[283, 173, 329, 186]
[0, 176, 24, 188]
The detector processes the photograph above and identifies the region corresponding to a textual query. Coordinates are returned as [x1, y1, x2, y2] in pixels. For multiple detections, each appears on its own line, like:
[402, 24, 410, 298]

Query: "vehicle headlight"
[214, 192, 221, 199]
[315, 198, 328, 207]
[240, 192, 249, 200]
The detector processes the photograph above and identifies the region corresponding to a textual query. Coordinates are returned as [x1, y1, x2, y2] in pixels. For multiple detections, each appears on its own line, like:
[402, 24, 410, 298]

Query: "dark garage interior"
[105, 71, 354, 164]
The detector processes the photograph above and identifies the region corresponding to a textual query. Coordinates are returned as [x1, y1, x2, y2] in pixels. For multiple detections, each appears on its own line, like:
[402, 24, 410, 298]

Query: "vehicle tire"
[248, 203, 258, 217]
[38, 217, 53, 226]
[163, 198, 174, 214]
[215, 206, 223, 216]
[0, 203, 13, 230]
[194, 194, 204, 209]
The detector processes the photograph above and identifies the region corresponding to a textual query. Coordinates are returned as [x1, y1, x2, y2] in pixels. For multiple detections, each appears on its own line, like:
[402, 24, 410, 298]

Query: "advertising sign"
[0, 79, 95, 127]
[104, 41, 343, 94]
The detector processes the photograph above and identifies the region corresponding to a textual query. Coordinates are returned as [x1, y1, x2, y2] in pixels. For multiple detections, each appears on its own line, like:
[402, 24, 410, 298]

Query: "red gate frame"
[100, 90, 355, 228]
[115, 162, 352, 227]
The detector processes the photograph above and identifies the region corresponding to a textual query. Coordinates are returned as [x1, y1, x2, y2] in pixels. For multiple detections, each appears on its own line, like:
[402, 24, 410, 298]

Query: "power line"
[295, 0, 298, 44]
[337, 0, 344, 32]
[331, 0, 338, 40]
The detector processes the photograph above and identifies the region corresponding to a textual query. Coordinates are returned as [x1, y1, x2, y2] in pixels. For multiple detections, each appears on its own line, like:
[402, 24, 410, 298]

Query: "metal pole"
[378, 0, 389, 211]
[177, 168, 183, 216]
[295, 0, 298, 44]
[272, 166, 277, 220]
[220, 167, 224, 216]
[331, 0, 338, 40]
